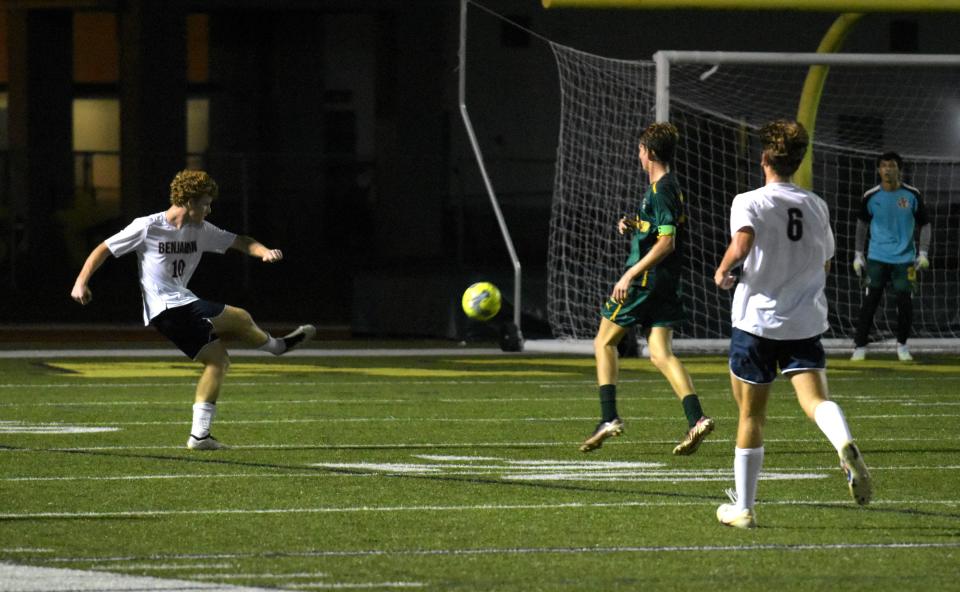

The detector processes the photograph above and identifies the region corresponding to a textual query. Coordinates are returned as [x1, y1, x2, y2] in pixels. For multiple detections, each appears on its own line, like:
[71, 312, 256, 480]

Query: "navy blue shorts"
[150, 300, 226, 359]
[729, 327, 826, 385]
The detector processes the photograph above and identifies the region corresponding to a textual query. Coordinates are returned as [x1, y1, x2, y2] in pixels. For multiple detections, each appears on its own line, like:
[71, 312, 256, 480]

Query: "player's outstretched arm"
[231, 235, 283, 263]
[71, 242, 112, 305]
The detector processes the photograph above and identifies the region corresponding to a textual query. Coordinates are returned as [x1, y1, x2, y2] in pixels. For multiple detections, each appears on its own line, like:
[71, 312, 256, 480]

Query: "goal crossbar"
[654, 51, 960, 121]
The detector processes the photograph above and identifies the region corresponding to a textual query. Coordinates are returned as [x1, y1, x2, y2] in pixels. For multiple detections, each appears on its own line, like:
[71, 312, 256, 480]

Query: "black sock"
[599, 384, 618, 422]
[681, 394, 704, 428]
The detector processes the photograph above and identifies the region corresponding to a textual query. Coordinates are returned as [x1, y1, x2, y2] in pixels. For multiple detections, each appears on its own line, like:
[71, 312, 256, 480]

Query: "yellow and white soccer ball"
[461, 282, 502, 321]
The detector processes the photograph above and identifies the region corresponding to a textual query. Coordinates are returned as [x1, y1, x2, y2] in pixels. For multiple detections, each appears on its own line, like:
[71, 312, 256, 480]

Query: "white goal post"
[541, 46, 960, 354]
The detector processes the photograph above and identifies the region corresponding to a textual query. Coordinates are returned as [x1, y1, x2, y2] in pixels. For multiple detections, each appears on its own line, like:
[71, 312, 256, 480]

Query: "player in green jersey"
[580, 122, 715, 455]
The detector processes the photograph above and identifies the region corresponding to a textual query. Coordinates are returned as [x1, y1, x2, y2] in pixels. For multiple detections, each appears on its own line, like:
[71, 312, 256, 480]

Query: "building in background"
[0, 0, 957, 337]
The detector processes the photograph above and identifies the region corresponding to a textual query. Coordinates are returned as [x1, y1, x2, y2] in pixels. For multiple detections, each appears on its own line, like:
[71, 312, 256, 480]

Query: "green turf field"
[1, 352, 959, 591]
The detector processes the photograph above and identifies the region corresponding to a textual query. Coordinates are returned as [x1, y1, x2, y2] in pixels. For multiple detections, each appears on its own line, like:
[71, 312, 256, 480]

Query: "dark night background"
[1, 0, 958, 340]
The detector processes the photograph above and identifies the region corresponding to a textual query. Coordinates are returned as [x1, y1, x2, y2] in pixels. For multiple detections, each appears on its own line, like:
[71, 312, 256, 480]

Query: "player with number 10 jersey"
[106, 213, 237, 325]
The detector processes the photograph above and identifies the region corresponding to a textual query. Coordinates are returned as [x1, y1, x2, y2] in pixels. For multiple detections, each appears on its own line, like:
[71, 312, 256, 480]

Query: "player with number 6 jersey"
[726, 166, 834, 341]
[713, 120, 871, 529]
[71, 169, 316, 450]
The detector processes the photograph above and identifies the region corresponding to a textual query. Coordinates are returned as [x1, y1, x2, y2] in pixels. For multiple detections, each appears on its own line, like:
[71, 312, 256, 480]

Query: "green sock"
[599, 384, 618, 422]
[681, 394, 704, 428]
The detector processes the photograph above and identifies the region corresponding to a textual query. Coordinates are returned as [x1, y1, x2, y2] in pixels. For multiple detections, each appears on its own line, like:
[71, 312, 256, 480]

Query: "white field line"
[0, 348, 502, 358]
[2, 498, 958, 521]
[188, 572, 329, 579]
[285, 583, 425, 590]
[0, 393, 948, 407]
[36, 540, 960, 565]
[4, 434, 960, 453]
[0, 562, 286, 592]
[2, 412, 958, 428]
[2, 463, 959, 483]
[108, 563, 235, 571]
[0, 373, 956, 391]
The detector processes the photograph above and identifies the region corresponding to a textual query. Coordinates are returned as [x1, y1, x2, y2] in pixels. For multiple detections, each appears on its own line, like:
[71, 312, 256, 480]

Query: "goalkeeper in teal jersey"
[850, 151, 931, 362]
[580, 122, 715, 455]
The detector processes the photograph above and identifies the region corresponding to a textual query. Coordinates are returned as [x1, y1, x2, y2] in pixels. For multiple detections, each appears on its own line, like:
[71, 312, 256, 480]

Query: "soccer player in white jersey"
[70, 170, 316, 450]
[712, 120, 872, 528]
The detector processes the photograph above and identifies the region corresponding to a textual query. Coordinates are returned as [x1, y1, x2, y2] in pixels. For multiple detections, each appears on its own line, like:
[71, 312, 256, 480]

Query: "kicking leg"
[211, 305, 315, 354]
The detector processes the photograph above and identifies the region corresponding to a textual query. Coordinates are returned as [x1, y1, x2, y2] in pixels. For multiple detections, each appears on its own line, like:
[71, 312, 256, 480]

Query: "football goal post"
[457, 0, 524, 350]
[547, 46, 960, 351]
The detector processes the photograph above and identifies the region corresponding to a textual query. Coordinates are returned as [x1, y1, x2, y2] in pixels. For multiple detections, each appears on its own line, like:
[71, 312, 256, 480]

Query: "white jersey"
[729, 182, 834, 340]
[105, 212, 237, 324]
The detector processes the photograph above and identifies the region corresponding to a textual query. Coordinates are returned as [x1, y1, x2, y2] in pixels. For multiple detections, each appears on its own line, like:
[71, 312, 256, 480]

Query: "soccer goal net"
[547, 45, 960, 347]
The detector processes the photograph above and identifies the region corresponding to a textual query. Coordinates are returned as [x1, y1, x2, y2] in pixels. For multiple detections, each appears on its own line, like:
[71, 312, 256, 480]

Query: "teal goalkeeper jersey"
[624, 171, 685, 286]
[858, 183, 927, 264]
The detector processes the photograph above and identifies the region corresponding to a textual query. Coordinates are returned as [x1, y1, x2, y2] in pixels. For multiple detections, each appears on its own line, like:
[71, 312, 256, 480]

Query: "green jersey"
[624, 171, 685, 287]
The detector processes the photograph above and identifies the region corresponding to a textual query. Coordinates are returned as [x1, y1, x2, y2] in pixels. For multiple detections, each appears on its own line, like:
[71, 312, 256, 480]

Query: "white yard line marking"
[312, 456, 829, 483]
[0, 562, 286, 591]
[3, 464, 959, 484]
[2, 498, 957, 521]
[188, 572, 329, 579]
[110, 563, 236, 571]
[4, 434, 960, 454]
[0, 373, 955, 391]
[38, 541, 960, 565]
[0, 422, 120, 434]
[286, 583, 425, 590]
[1, 473, 361, 482]
[3, 412, 957, 428]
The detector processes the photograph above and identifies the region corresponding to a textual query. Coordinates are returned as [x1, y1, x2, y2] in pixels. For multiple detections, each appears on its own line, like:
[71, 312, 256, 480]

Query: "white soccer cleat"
[839, 441, 872, 505]
[187, 434, 227, 450]
[717, 503, 757, 529]
[850, 347, 867, 361]
[281, 324, 317, 353]
[897, 345, 913, 362]
[579, 418, 624, 452]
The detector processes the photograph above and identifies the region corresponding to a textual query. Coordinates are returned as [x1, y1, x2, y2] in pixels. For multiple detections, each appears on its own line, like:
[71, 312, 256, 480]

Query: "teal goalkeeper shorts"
[600, 282, 685, 330]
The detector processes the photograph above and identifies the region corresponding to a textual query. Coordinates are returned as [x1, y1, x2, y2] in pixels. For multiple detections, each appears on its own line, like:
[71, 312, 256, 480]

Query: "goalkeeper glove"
[916, 251, 930, 270]
[852, 251, 866, 277]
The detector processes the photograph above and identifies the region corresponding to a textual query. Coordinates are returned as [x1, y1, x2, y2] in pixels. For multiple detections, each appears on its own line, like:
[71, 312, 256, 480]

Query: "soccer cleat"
[897, 345, 913, 362]
[281, 324, 317, 353]
[716, 503, 757, 529]
[850, 347, 867, 361]
[187, 434, 227, 450]
[672, 416, 716, 456]
[839, 441, 872, 505]
[579, 418, 624, 452]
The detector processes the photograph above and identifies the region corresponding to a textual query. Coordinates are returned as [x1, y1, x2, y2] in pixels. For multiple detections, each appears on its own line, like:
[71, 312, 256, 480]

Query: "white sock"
[814, 400, 854, 453]
[258, 335, 285, 355]
[734, 446, 764, 511]
[191, 402, 216, 439]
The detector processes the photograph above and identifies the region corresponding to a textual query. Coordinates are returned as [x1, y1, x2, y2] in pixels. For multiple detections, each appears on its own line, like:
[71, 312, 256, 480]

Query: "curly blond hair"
[169, 170, 219, 206]
[760, 120, 808, 178]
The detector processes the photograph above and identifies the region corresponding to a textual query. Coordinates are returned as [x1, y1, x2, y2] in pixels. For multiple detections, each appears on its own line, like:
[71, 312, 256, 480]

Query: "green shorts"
[865, 259, 915, 294]
[600, 282, 685, 330]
